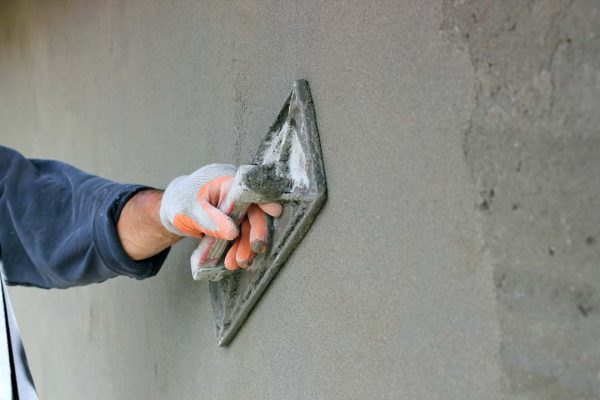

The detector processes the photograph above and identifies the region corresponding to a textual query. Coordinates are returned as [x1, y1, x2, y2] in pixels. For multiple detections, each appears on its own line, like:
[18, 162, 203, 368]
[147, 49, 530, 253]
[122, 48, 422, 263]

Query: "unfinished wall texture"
[0, 1, 598, 399]
[442, 1, 600, 398]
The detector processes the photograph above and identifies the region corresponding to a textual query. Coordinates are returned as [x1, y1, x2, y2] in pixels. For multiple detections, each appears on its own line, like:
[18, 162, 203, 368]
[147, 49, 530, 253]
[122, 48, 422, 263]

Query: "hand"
[160, 164, 282, 269]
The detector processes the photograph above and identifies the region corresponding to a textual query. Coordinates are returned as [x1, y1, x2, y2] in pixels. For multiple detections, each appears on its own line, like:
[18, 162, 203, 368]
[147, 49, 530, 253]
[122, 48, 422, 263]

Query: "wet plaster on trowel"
[442, 1, 600, 398]
[243, 164, 293, 198]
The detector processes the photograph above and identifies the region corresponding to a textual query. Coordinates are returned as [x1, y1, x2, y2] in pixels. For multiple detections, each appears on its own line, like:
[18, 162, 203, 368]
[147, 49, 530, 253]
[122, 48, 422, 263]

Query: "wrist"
[117, 189, 183, 260]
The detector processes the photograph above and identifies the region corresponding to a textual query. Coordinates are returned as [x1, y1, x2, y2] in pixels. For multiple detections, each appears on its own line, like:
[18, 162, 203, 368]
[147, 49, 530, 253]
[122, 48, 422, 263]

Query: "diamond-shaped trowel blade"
[208, 80, 327, 346]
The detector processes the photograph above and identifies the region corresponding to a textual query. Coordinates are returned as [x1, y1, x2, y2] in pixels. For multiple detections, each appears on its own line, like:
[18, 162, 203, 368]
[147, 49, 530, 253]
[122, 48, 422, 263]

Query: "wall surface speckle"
[0, 0, 597, 399]
[442, 0, 600, 398]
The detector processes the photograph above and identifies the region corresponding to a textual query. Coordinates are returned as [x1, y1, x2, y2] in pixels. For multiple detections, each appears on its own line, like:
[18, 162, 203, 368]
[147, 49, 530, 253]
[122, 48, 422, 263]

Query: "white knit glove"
[160, 164, 239, 240]
[160, 163, 283, 269]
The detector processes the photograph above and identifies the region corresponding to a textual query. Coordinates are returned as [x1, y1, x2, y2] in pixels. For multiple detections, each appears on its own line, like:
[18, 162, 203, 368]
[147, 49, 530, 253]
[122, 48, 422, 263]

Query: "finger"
[172, 214, 205, 238]
[247, 204, 268, 253]
[196, 176, 238, 240]
[224, 238, 240, 270]
[236, 219, 256, 268]
[217, 177, 233, 208]
[258, 202, 283, 217]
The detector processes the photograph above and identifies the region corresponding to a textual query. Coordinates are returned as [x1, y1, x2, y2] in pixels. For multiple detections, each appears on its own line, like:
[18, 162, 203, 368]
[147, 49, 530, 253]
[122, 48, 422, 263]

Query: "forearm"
[117, 190, 183, 260]
[0, 146, 171, 288]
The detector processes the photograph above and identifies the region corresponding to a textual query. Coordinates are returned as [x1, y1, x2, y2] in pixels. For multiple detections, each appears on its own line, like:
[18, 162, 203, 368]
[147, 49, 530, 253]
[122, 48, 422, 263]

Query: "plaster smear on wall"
[442, 0, 600, 398]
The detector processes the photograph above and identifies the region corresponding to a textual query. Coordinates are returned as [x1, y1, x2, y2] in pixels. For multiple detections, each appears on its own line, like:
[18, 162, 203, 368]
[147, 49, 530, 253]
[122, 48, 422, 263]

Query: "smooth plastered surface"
[2, 1, 595, 399]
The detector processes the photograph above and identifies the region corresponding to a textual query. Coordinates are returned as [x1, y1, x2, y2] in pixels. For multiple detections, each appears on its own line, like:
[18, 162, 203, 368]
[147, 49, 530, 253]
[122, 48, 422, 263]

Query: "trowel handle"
[191, 164, 287, 280]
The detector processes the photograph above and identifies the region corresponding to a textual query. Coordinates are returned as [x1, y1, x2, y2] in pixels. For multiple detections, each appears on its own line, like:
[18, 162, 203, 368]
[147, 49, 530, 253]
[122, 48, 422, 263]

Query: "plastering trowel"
[190, 80, 327, 346]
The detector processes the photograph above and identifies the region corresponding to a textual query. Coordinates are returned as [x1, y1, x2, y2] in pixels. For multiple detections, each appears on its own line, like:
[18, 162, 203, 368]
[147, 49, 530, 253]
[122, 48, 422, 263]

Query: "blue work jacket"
[0, 146, 169, 289]
[0, 146, 170, 397]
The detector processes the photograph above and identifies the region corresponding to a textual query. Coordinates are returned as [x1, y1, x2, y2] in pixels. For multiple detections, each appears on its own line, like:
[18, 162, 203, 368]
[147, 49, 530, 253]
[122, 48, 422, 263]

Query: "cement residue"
[243, 163, 293, 198]
[442, 0, 600, 398]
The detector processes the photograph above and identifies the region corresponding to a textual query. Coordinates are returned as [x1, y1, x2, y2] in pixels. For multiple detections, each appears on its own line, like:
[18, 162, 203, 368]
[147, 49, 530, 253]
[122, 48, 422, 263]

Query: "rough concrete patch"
[442, 0, 600, 398]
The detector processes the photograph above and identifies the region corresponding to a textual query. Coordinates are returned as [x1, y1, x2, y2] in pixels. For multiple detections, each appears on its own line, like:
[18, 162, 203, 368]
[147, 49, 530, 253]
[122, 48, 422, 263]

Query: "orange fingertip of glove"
[202, 207, 239, 240]
[258, 203, 283, 217]
[236, 220, 255, 268]
[248, 205, 268, 253]
[224, 239, 240, 270]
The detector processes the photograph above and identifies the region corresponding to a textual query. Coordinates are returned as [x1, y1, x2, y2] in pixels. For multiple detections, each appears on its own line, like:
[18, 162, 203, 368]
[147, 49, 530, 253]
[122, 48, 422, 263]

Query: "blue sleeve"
[0, 146, 169, 289]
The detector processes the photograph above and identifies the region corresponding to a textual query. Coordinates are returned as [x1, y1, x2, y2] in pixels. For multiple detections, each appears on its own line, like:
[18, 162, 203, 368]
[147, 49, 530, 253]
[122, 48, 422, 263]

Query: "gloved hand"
[160, 164, 282, 270]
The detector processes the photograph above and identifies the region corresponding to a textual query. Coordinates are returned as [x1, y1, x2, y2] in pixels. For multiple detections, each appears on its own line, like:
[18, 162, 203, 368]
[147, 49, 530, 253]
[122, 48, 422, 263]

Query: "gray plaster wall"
[0, 1, 597, 399]
[443, 1, 600, 398]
